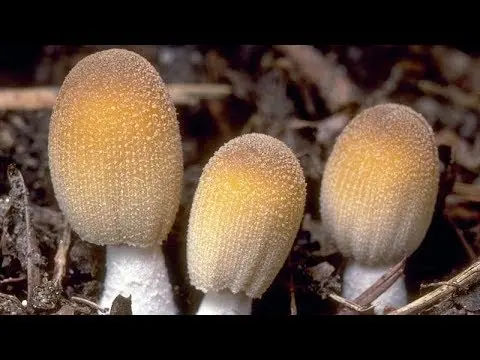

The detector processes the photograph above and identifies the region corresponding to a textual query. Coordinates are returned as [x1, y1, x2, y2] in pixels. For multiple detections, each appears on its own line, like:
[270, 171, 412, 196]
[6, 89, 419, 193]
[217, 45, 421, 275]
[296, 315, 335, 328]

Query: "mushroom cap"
[48, 49, 183, 247]
[187, 133, 306, 298]
[320, 103, 439, 266]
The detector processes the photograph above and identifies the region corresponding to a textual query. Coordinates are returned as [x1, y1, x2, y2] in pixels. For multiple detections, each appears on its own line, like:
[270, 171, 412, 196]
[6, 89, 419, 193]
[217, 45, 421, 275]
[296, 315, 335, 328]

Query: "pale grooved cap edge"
[48, 48, 183, 247]
[187, 133, 307, 298]
[320, 103, 440, 266]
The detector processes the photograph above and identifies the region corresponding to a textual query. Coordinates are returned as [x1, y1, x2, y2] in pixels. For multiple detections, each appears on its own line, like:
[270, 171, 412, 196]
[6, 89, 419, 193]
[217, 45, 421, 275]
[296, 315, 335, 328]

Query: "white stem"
[342, 261, 408, 315]
[197, 290, 252, 315]
[99, 244, 177, 315]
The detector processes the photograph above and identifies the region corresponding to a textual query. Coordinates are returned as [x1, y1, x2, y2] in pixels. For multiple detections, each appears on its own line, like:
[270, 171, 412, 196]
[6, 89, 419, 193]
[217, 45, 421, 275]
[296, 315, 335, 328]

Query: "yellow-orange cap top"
[48, 49, 183, 247]
[320, 103, 439, 265]
[187, 133, 306, 298]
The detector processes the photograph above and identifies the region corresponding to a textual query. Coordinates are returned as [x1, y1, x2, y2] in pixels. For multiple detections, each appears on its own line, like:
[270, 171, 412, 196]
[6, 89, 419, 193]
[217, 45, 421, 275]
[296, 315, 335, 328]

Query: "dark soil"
[0, 45, 479, 315]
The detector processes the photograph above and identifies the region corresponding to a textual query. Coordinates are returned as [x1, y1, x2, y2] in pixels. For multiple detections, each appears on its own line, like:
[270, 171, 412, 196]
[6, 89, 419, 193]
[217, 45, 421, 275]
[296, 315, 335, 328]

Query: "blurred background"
[0, 45, 479, 315]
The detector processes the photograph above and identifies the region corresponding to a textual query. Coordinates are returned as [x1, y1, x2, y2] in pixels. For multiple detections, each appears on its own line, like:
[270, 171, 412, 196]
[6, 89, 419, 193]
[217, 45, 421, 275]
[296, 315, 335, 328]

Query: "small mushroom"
[320, 103, 440, 314]
[48, 49, 183, 314]
[187, 133, 306, 315]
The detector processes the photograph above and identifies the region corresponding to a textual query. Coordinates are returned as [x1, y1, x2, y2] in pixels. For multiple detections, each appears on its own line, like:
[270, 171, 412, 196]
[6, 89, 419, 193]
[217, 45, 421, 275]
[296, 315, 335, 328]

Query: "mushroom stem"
[197, 290, 252, 315]
[342, 261, 408, 315]
[99, 244, 177, 315]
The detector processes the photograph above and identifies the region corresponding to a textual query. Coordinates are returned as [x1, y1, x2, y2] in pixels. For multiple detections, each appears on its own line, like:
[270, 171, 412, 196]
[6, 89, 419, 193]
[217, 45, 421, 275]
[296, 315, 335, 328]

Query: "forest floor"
[0, 45, 479, 315]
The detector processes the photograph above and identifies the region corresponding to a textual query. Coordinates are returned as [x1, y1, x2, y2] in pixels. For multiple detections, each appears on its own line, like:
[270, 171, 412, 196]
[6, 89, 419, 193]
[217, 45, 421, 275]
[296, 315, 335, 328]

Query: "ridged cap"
[48, 49, 183, 247]
[187, 133, 306, 298]
[320, 103, 439, 265]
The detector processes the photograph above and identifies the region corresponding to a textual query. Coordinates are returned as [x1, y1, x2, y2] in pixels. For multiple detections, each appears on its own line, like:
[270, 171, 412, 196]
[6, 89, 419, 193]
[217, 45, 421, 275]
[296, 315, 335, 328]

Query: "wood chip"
[0, 83, 232, 111]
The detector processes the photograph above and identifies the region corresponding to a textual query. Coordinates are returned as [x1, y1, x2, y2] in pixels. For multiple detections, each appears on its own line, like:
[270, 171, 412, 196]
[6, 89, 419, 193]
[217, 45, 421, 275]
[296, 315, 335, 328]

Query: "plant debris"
[0, 45, 479, 315]
[5, 164, 42, 309]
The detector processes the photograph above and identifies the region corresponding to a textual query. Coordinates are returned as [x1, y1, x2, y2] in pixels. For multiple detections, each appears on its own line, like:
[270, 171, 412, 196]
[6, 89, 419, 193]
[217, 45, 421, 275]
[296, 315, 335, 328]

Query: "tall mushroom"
[48, 49, 183, 315]
[187, 133, 306, 315]
[320, 103, 440, 314]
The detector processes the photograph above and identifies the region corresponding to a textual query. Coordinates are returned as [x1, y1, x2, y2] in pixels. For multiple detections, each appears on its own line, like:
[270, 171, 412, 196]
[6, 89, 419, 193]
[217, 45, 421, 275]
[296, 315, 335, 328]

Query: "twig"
[436, 129, 480, 172]
[0, 87, 58, 110]
[453, 181, 480, 202]
[416, 80, 480, 112]
[7, 164, 41, 310]
[338, 257, 407, 315]
[354, 257, 407, 305]
[53, 221, 72, 286]
[420, 281, 465, 291]
[21, 169, 38, 309]
[0, 83, 232, 110]
[71, 296, 108, 313]
[274, 45, 360, 112]
[168, 84, 232, 106]
[290, 286, 297, 315]
[364, 61, 413, 107]
[288, 262, 297, 315]
[446, 204, 480, 223]
[389, 259, 480, 315]
[442, 180, 477, 261]
[327, 291, 374, 313]
[289, 113, 350, 145]
[446, 216, 477, 262]
[0, 275, 26, 285]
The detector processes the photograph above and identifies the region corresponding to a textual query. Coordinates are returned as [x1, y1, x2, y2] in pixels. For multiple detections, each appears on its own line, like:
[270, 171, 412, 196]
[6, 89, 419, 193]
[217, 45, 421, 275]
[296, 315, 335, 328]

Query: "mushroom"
[48, 49, 183, 315]
[187, 133, 306, 315]
[319, 103, 440, 314]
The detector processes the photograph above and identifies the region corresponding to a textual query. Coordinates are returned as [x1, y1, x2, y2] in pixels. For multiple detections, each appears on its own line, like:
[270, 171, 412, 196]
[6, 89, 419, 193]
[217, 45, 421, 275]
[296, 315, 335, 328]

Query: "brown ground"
[0, 45, 479, 315]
